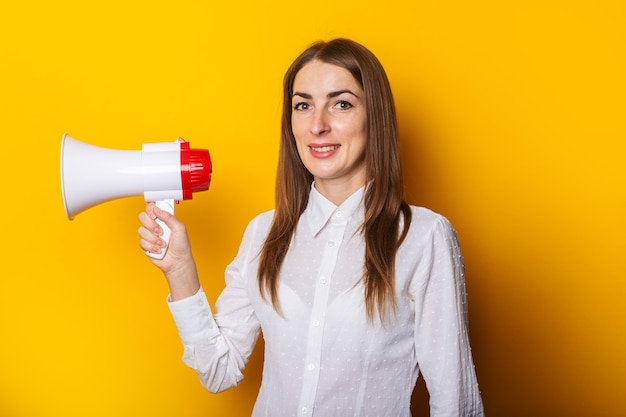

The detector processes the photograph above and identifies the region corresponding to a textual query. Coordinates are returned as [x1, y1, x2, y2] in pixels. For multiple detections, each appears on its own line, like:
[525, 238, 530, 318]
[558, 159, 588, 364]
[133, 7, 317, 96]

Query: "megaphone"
[60, 133, 212, 259]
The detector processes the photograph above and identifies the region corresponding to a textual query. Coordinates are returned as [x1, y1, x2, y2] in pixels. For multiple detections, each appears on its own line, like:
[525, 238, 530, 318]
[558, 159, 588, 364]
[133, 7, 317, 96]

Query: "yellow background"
[1, 0, 624, 416]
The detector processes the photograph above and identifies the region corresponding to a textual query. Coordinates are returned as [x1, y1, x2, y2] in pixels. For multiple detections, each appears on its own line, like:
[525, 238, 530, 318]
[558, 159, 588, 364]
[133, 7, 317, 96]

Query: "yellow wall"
[1, 1, 624, 416]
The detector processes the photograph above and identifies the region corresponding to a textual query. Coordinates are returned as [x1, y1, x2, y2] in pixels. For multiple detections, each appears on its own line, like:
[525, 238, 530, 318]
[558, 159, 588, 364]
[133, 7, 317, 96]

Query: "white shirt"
[168, 185, 484, 417]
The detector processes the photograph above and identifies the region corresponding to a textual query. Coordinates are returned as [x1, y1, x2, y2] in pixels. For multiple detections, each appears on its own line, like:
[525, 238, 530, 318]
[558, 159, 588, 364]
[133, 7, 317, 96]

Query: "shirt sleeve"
[412, 215, 484, 417]
[167, 221, 262, 393]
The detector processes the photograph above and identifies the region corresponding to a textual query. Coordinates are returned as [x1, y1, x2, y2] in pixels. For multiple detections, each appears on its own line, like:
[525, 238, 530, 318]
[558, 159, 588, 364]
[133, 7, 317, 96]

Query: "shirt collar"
[305, 182, 366, 236]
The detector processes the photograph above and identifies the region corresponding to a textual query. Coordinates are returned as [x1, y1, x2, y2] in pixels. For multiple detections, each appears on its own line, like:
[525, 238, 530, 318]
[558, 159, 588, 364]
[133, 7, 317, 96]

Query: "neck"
[313, 176, 366, 206]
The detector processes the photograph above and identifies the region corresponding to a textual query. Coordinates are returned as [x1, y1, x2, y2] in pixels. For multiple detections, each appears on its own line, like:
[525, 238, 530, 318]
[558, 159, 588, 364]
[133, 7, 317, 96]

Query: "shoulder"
[408, 205, 454, 232]
[248, 209, 275, 228]
[404, 205, 460, 246]
[241, 209, 275, 240]
[232, 210, 276, 258]
[249, 209, 275, 224]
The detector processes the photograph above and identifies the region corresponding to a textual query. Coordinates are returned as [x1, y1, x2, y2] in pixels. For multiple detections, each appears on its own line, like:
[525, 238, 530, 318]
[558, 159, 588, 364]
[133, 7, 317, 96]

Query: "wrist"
[164, 256, 201, 301]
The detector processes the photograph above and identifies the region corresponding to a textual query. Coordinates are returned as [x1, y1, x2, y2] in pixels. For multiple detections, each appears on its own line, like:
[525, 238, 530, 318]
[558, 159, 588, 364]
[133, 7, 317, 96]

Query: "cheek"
[291, 117, 306, 141]
[291, 127, 308, 160]
[342, 116, 368, 144]
[341, 109, 367, 133]
[353, 121, 368, 156]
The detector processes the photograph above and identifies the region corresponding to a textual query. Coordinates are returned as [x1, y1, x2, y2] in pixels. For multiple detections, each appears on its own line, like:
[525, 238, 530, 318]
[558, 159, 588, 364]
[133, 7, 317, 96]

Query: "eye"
[334, 100, 353, 110]
[293, 102, 311, 111]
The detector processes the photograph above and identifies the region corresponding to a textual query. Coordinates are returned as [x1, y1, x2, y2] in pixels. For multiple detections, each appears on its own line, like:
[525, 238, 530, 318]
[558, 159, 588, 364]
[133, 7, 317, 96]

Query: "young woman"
[138, 38, 484, 417]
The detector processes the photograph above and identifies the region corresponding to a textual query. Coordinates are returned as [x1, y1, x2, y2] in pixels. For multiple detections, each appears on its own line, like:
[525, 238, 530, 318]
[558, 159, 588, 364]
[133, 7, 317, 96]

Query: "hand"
[138, 202, 200, 300]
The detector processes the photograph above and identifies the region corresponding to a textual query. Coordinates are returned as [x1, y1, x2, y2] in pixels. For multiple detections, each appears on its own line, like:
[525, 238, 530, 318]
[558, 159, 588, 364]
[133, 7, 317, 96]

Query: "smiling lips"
[310, 144, 341, 155]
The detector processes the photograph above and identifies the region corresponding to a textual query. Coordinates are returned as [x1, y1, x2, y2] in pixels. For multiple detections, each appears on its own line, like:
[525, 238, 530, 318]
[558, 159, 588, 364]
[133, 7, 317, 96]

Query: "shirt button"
[320, 277, 327, 284]
[307, 363, 315, 370]
[312, 320, 320, 326]
[335, 211, 343, 218]
[328, 241, 335, 247]
[301, 407, 308, 414]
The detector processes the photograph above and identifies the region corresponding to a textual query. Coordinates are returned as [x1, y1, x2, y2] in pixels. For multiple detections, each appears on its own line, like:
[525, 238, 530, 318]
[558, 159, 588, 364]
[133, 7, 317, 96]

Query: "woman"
[138, 38, 484, 417]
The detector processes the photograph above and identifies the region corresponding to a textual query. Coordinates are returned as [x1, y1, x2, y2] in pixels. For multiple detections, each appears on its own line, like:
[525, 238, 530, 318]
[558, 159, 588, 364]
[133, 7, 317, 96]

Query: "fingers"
[138, 215, 164, 255]
[138, 224, 164, 255]
[139, 208, 159, 230]
[138, 202, 189, 259]
[145, 201, 157, 217]
[138, 203, 166, 254]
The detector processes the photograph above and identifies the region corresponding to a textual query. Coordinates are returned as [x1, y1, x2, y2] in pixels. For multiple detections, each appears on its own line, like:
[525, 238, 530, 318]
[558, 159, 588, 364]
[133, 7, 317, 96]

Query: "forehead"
[293, 60, 362, 93]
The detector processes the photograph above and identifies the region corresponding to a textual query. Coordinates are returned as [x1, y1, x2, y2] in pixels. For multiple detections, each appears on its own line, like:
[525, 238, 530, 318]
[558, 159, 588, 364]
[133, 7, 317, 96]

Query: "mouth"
[310, 144, 340, 153]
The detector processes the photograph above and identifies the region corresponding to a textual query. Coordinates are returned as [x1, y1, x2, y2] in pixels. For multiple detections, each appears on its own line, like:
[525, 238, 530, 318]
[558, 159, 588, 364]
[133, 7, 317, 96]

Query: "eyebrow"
[292, 89, 360, 100]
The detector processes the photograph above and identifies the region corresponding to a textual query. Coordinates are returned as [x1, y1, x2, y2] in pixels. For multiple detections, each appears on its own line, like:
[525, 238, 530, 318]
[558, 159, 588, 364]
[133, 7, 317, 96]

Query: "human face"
[291, 60, 368, 200]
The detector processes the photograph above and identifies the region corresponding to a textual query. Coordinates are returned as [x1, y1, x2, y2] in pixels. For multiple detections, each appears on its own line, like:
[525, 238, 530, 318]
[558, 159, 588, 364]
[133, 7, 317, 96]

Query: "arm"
[138, 203, 261, 392]
[413, 216, 484, 417]
[138, 202, 200, 301]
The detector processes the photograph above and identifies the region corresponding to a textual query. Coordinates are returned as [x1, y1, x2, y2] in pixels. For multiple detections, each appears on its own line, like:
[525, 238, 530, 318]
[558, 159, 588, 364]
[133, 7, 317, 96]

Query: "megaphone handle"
[146, 199, 175, 260]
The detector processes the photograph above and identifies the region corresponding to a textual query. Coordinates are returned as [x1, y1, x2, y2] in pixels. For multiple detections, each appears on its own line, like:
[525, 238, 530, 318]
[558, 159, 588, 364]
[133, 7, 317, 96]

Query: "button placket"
[297, 210, 348, 416]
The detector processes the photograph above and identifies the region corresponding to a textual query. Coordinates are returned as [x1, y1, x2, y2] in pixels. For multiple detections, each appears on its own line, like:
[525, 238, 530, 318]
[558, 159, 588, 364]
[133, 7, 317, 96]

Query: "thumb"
[153, 202, 188, 239]
[153, 202, 175, 227]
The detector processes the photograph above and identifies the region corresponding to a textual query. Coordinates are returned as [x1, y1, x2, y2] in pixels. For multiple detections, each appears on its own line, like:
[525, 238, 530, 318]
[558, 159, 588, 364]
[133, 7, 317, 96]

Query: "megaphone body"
[61, 133, 212, 259]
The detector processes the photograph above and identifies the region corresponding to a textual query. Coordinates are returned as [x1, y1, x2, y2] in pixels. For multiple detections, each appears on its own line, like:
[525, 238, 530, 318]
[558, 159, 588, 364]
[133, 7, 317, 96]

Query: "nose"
[310, 109, 329, 135]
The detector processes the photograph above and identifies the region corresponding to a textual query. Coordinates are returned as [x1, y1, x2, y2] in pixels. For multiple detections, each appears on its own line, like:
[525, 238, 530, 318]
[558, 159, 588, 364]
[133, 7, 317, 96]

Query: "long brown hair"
[258, 38, 412, 322]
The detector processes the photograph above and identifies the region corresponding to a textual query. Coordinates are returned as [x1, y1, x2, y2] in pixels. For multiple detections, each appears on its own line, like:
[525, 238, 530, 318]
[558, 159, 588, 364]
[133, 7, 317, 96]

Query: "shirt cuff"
[167, 287, 220, 344]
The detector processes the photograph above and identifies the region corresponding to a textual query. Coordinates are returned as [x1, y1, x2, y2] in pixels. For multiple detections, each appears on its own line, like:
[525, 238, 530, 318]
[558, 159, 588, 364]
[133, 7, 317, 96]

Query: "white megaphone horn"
[60, 133, 212, 259]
